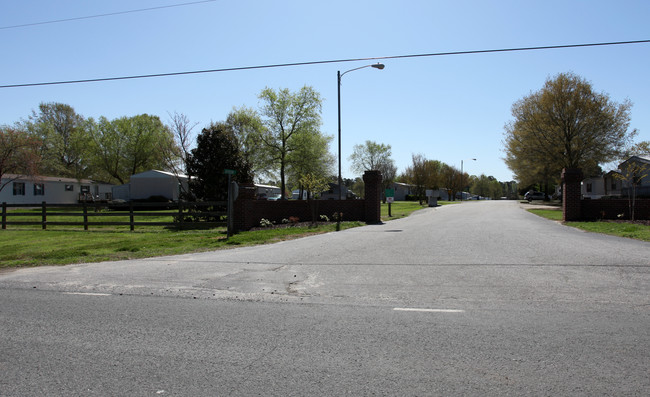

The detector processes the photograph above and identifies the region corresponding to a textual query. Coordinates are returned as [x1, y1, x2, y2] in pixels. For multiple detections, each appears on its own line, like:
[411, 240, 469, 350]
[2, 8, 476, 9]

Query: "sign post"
[385, 188, 395, 217]
[224, 169, 237, 237]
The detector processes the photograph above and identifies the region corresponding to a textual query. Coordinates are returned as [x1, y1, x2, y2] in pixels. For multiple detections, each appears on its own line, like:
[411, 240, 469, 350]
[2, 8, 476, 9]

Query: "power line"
[0, 0, 218, 30]
[1, 40, 648, 89]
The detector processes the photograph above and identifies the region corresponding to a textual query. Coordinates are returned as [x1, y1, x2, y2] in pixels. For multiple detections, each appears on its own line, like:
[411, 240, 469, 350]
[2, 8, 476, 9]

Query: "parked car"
[525, 191, 546, 201]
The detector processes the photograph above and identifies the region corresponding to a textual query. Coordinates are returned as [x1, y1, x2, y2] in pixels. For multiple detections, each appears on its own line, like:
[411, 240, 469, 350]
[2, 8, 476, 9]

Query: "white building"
[581, 156, 650, 199]
[0, 174, 113, 205]
[581, 171, 622, 199]
[111, 170, 190, 201]
[255, 184, 281, 200]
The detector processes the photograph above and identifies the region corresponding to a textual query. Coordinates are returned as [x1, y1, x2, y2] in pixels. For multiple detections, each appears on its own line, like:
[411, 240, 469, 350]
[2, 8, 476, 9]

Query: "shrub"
[259, 218, 273, 227]
[320, 215, 330, 222]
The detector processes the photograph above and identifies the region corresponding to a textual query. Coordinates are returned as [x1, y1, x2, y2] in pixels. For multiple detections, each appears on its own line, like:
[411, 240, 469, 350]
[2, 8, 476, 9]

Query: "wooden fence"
[1, 201, 227, 231]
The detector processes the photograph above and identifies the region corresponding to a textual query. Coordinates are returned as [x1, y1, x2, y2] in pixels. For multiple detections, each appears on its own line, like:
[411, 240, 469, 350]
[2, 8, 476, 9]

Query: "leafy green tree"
[350, 177, 365, 198]
[0, 126, 42, 192]
[299, 173, 331, 223]
[286, 130, 335, 198]
[404, 154, 428, 203]
[258, 86, 323, 199]
[500, 180, 519, 199]
[441, 163, 462, 201]
[349, 140, 396, 201]
[349, 140, 392, 174]
[88, 114, 178, 184]
[185, 123, 252, 201]
[25, 102, 91, 178]
[404, 154, 446, 203]
[504, 72, 636, 185]
[226, 106, 269, 180]
[470, 174, 504, 200]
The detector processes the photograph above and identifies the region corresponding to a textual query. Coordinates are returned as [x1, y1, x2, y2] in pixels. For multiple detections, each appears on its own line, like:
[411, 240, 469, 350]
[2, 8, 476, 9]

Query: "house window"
[65, 184, 74, 191]
[33, 183, 44, 196]
[586, 183, 592, 193]
[13, 182, 25, 196]
[611, 181, 617, 190]
[80, 186, 90, 193]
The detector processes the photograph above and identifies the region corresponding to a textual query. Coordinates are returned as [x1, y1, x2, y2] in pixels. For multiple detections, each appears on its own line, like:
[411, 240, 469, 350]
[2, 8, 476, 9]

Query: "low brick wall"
[581, 198, 650, 220]
[233, 170, 383, 232]
[235, 199, 365, 230]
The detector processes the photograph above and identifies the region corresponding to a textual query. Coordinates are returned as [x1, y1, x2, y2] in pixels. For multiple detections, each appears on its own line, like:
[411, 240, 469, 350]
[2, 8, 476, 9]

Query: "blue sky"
[1, 0, 648, 182]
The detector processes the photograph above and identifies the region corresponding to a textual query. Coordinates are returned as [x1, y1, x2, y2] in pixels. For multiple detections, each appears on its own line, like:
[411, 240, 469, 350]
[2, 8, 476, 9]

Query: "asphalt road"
[1, 201, 649, 396]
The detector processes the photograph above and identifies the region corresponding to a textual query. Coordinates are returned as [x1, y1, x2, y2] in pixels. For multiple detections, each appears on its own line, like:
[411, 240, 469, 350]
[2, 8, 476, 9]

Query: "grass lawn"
[528, 209, 563, 221]
[528, 208, 650, 242]
[0, 222, 363, 269]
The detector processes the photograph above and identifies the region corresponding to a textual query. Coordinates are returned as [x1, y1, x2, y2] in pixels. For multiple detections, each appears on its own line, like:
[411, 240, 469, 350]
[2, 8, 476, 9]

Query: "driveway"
[1, 201, 648, 308]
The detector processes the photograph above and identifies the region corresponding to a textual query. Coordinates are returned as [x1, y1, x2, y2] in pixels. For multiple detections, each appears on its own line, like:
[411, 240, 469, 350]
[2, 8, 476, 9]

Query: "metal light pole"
[337, 63, 385, 230]
[460, 158, 476, 201]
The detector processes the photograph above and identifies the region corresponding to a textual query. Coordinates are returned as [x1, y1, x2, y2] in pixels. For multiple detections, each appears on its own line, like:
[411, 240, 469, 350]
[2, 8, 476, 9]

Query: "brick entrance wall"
[233, 170, 383, 232]
[363, 170, 382, 224]
[562, 168, 583, 221]
[562, 167, 650, 221]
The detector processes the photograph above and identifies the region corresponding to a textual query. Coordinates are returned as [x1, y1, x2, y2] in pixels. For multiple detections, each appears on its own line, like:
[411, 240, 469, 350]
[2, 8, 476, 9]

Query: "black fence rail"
[1, 201, 227, 231]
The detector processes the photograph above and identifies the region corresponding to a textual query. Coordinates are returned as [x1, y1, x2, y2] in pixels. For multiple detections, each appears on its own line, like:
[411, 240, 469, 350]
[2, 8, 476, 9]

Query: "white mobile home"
[111, 170, 190, 201]
[255, 184, 281, 199]
[0, 174, 113, 205]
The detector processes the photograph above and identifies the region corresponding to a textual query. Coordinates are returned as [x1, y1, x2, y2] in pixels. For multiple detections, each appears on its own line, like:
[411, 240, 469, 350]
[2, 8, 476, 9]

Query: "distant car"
[525, 191, 546, 201]
[267, 194, 282, 201]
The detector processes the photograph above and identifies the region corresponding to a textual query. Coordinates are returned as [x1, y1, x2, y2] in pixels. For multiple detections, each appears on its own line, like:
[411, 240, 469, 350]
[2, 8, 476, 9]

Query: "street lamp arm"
[339, 63, 385, 81]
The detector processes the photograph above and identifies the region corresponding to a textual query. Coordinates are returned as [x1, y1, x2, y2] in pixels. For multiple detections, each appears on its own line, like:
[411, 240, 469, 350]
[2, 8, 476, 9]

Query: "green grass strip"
[528, 209, 650, 241]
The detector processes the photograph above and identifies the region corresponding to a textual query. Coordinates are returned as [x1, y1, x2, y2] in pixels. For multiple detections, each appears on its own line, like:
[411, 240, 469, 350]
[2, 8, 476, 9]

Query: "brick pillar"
[562, 168, 583, 221]
[363, 170, 383, 224]
[233, 183, 256, 232]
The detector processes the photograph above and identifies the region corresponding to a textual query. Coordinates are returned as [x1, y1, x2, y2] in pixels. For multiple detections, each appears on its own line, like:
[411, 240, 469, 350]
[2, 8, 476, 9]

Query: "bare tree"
[166, 111, 198, 175]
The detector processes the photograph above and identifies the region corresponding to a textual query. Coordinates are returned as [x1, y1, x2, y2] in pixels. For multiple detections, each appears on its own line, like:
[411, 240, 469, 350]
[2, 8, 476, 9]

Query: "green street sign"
[385, 188, 395, 198]
[224, 169, 237, 175]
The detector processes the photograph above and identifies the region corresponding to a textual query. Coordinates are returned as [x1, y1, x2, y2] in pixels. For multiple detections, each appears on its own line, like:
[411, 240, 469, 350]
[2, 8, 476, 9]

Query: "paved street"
[1, 201, 649, 395]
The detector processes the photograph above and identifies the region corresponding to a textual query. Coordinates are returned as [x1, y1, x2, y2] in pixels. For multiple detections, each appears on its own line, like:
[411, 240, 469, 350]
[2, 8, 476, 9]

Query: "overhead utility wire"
[0, 0, 218, 30]
[1, 40, 648, 89]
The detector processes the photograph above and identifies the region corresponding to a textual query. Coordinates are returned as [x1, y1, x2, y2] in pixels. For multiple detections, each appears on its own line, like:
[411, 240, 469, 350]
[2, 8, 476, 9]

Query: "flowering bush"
[320, 215, 330, 222]
[259, 218, 273, 227]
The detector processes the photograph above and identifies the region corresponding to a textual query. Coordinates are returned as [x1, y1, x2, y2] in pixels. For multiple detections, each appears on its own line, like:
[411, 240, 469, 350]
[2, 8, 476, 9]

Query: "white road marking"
[393, 308, 465, 313]
[63, 292, 111, 296]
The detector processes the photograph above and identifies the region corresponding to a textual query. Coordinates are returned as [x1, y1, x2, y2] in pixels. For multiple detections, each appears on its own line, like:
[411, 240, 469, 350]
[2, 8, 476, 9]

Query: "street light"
[337, 63, 385, 230]
[460, 158, 476, 201]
